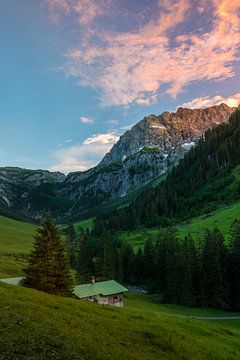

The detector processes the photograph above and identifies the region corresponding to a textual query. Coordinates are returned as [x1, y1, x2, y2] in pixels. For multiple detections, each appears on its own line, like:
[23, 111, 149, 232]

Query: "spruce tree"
[229, 219, 240, 310]
[76, 230, 94, 282]
[23, 217, 72, 296]
[65, 224, 77, 268]
[201, 228, 228, 309]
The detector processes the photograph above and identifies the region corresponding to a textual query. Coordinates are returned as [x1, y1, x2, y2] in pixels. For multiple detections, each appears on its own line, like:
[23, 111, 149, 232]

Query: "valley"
[1, 106, 240, 359]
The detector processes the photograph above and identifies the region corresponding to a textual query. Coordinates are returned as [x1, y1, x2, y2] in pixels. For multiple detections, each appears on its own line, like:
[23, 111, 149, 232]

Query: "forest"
[66, 219, 240, 311]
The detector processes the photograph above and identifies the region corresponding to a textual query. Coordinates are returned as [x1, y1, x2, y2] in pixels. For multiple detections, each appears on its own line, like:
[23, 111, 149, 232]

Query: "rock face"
[62, 103, 235, 212]
[0, 103, 235, 221]
[101, 103, 234, 164]
[0, 167, 66, 221]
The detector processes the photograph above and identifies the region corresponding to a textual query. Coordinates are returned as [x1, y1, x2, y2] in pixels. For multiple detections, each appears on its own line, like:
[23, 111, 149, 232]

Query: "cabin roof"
[73, 280, 128, 299]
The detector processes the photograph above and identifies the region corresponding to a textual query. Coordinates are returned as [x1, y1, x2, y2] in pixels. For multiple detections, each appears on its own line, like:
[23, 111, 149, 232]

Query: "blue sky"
[0, 0, 239, 173]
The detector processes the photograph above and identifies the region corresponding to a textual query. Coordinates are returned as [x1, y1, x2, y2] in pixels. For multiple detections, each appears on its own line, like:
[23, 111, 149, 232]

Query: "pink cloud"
[47, 0, 111, 25]
[47, 0, 240, 107]
[181, 92, 240, 109]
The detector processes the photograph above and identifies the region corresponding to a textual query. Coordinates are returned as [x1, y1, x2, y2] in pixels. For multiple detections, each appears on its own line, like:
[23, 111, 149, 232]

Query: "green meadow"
[0, 215, 35, 278]
[1, 282, 240, 359]
[119, 201, 240, 250]
[2, 213, 240, 358]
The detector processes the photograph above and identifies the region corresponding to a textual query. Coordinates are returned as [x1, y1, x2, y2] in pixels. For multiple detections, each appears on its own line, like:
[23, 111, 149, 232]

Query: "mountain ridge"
[0, 103, 236, 221]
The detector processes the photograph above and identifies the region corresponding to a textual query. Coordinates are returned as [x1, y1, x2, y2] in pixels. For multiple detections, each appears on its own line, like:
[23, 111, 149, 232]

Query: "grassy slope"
[119, 201, 240, 250]
[178, 202, 240, 243]
[74, 217, 95, 232]
[0, 216, 35, 278]
[1, 283, 240, 360]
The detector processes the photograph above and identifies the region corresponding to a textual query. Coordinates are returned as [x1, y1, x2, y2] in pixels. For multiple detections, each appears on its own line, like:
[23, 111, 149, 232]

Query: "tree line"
[23, 216, 240, 311]
[66, 219, 240, 311]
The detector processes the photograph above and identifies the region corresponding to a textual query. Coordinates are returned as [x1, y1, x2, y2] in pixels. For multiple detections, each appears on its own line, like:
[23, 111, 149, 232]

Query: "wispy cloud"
[47, 0, 240, 107]
[80, 116, 95, 124]
[181, 92, 240, 109]
[47, 0, 111, 26]
[105, 119, 119, 126]
[50, 131, 119, 173]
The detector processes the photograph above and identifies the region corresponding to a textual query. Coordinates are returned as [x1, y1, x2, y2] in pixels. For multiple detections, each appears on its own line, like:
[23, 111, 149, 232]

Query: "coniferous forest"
[65, 218, 240, 311]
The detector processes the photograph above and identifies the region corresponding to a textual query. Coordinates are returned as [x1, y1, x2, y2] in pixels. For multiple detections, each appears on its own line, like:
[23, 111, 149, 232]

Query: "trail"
[186, 316, 240, 321]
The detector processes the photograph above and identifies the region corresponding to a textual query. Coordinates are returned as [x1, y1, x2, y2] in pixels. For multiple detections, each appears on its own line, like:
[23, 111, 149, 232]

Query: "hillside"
[100, 107, 240, 231]
[118, 200, 240, 251]
[0, 216, 35, 278]
[1, 282, 240, 359]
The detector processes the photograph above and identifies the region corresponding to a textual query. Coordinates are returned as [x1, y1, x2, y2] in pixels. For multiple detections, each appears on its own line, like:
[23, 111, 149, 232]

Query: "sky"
[0, 0, 239, 174]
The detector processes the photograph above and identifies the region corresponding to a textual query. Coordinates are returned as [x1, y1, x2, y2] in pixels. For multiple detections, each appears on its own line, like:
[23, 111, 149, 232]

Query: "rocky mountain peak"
[100, 103, 235, 165]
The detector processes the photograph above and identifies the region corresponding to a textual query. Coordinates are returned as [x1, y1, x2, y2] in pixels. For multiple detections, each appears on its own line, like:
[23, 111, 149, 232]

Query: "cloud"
[80, 116, 94, 124]
[47, 0, 240, 107]
[83, 132, 119, 145]
[181, 92, 240, 109]
[50, 131, 119, 173]
[105, 119, 119, 126]
[47, 0, 110, 26]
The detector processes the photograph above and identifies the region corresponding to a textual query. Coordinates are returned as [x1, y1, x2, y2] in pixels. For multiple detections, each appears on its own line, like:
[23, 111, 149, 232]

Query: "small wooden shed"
[73, 279, 128, 307]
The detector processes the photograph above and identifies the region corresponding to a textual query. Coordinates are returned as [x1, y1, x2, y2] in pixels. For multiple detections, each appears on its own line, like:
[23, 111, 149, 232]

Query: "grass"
[1, 283, 240, 359]
[119, 201, 240, 250]
[125, 292, 240, 319]
[74, 217, 95, 232]
[0, 216, 35, 278]
[0, 215, 35, 254]
[178, 202, 240, 243]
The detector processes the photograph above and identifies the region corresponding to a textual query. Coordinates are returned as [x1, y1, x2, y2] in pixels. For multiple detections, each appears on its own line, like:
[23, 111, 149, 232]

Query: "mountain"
[0, 167, 68, 221]
[0, 103, 235, 222]
[62, 103, 235, 216]
[99, 106, 240, 230]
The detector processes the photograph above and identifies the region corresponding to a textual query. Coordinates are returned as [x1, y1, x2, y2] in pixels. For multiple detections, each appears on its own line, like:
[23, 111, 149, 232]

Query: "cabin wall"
[97, 294, 124, 307]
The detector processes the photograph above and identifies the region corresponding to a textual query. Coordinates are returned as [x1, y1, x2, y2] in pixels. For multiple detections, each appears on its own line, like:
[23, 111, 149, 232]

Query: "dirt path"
[186, 316, 240, 321]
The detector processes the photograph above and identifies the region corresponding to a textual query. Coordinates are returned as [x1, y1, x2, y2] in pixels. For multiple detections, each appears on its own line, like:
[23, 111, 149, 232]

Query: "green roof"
[73, 280, 128, 299]
[0, 277, 24, 286]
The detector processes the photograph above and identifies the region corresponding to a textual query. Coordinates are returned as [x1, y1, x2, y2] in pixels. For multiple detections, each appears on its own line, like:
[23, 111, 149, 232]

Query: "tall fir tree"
[229, 219, 240, 310]
[201, 228, 228, 309]
[76, 230, 94, 282]
[24, 217, 72, 296]
[65, 224, 77, 268]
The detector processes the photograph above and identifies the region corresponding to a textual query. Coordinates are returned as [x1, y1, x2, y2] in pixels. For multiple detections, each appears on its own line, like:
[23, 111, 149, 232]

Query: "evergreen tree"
[164, 230, 182, 304]
[179, 235, 199, 306]
[76, 230, 94, 282]
[65, 224, 77, 268]
[95, 231, 117, 279]
[143, 239, 155, 282]
[121, 244, 135, 283]
[134, 247, 145, 283]
[201, 228, 228, 309]
[229, 219, 240, 310]
[23, 217, 72, 296]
